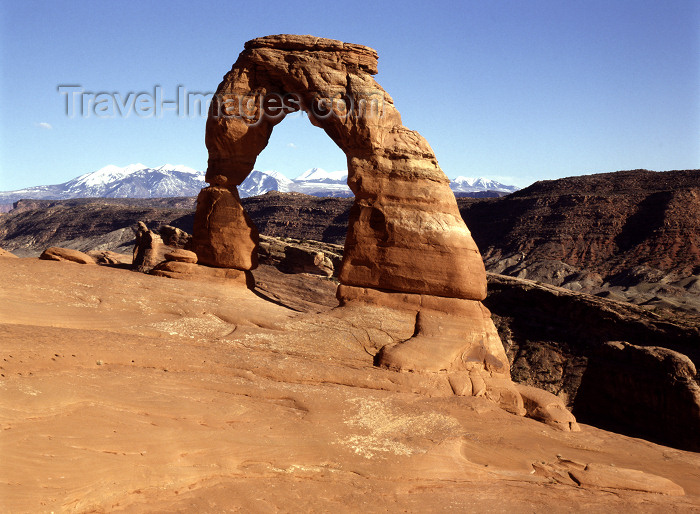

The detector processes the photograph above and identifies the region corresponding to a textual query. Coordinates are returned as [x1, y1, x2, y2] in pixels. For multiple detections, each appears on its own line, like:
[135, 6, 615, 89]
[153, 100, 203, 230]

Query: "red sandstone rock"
[132, 222, 164, 272]
[532, 457, 685, 495]
[151, 260, 254, 287]
[164, 249, 198, 264]
[198, 34, 486, 299]
[39, 246, 96, 265]
[515, 384, 580, 432]
[568, 463, 685, 496]
[192, 186, 258, 269]
[336, 283, 521, 415]
[193, 35, 575, 426]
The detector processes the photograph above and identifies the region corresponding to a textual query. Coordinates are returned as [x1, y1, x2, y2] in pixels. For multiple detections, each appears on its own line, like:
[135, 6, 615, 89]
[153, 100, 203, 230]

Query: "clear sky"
[0, 0, 698, 190]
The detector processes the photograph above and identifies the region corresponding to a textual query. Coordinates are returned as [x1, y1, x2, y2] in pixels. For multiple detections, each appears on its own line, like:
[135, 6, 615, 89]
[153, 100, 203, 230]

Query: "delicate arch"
[193, 34, 486, 301]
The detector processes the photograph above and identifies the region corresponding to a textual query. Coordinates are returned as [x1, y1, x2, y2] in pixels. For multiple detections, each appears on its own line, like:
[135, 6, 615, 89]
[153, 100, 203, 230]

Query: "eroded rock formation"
[159, 225, 192, 249]
[132, 221, 164, 272]
[191, 34, 563, 423]
[195, 34, 485, 299]
[192, 185, 258, 269]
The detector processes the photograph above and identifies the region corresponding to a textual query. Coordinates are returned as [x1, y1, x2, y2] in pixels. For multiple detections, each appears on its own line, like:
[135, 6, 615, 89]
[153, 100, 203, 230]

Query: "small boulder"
[39, 247, 96, 265]
[164, 249, 198, 264]
[516, 383, 580, 432]
[160, 225, 192, 248]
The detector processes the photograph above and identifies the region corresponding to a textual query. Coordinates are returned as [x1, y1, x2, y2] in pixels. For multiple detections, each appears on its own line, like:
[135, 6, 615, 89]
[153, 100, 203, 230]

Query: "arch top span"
[194, 34, 487, 301]
[244, 34, 379, 75]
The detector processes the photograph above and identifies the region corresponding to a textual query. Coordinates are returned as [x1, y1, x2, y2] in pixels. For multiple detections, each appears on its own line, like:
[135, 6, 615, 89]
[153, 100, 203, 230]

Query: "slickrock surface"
[150, 260, 254, 287]
[1, 258, 699, 512]
[0, 247, 18, 258]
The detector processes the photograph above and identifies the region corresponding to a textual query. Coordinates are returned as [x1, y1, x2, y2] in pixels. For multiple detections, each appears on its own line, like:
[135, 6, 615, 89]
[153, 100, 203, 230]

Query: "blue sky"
[0, 0, 698, 190]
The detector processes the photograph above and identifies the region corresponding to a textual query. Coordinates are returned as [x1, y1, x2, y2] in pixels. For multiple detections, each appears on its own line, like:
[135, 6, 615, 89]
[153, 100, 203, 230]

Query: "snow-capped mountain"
[239, 170, 293, 198]
[0, 165, 519, 205]
[451, 176, 519, 193]
[294, 167, 349, 183]
[0, 164, 206, 203]
[65, 163, 205, 198]
[288, 168, 353, 197]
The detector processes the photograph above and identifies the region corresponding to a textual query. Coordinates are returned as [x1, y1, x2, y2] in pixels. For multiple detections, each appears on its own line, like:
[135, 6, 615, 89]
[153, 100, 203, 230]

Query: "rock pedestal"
[192, 185, 258, 270]
[132, 222, 164, 272]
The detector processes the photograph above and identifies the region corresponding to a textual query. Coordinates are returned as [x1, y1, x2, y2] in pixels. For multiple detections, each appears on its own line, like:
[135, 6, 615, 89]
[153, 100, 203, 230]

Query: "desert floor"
[1, 258, 699, 512]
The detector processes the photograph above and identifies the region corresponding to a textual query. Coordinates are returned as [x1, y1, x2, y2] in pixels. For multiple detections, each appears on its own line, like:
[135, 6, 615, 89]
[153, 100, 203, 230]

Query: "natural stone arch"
[188, 36, 581, 429]
[193, 34, 486, 301]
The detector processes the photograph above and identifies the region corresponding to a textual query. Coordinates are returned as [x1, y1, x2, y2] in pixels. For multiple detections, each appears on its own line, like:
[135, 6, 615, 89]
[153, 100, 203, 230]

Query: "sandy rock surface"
[1, 258, 699, 512]
[0, 247, 18, 258]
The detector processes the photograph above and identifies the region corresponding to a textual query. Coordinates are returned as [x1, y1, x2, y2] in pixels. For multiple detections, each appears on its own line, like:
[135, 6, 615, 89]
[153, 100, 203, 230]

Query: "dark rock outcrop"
[159, 225, 192, 249]
[459, 169, 700, 282]
[574, 341, 700, 451]
[0, 198, 195, 257]
[258, 235, 342, 277]
[485, 273, 700, 408]
[242, 192, 351, 245]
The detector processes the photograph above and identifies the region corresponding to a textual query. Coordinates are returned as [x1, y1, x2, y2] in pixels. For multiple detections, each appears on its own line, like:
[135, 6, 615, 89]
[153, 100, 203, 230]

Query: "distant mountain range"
[0, 164, 206, 204]
[451, 176, 519, 194]
[0, 164, 519, 205]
